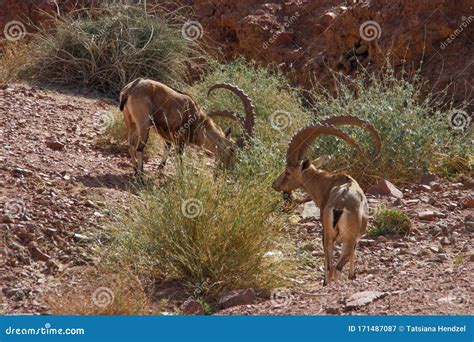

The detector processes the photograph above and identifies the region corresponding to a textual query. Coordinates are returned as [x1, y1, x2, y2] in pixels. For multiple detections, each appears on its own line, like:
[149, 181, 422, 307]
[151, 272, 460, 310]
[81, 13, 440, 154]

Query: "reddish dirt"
[0, 83, 472, 315]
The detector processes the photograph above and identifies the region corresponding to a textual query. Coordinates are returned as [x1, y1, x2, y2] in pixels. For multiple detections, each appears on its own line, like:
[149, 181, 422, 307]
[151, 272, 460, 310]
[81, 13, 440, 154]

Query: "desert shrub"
[367, 205, 411, 237]
[188, 59, 311, 152]
[307, 69, 471, 186]
[103, 156, 294, 301]
[0, 42, 34, 84]
[48, 268, 150, 315]
[24, 4, 203, 95]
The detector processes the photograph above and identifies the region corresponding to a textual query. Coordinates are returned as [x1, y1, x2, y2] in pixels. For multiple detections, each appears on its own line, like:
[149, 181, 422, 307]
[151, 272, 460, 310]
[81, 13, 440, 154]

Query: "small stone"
[430, 182, 442, 191]
[73, 233, 91, 241]
[218, 289, 256, 309]
[45, 139, 65, 150]
[13, 167, 33, 177]
[418, 211, 437, 221]
[84, 200, 96, 208]
[419, 184, 431, 192]
[429, 245, 441, 253]
[464, 220, 474, 232]
[460, 196, 474, 209]
[393, 242, 408, 248]
[1, 215, 13, 224]
[366, 180, 403, 199]
[322, 12, 337, 25]
[300, 201, 320, 219]
[181, 300, 205, 315]
[376, 236, 387, 243]
[447, 202, 457, 211]
[359, 239, 376, 247]
[345, 291, 387, 310]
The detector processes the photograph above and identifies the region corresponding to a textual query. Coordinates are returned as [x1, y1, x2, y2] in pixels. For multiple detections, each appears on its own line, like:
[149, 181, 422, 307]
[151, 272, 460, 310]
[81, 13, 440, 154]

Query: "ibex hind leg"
[322, 209, 336, 286]
[337, 209, 362, 281]
[125, 108, 138, 172]
[158, 142, 172, 170]
[135, 124, 150, 174]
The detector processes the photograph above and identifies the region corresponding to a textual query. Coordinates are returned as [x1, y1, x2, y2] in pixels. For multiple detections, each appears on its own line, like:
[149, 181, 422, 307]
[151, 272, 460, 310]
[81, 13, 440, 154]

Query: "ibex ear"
[312, 155, 328, 169]
[301, 159, 311, 171]
[224, 126, 232, 138]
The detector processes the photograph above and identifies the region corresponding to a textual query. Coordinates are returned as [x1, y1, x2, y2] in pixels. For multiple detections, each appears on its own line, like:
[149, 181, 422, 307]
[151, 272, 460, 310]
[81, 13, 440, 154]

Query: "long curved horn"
[208, 110, 245, 127]
[287, 124, 366, 166]
[320, 115, 382, 159]
[207, 83, 256, 143]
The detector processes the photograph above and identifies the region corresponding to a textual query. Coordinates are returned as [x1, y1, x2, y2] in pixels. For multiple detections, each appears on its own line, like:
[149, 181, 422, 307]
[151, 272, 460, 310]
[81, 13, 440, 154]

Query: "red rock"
[417, 210, 446, 221]
[45, 139, 65, 150]
[366, 180, 403, 199]
[461, 196, 474, 209]
[218, 289, 256, 309]
[181, 300, 205, 315]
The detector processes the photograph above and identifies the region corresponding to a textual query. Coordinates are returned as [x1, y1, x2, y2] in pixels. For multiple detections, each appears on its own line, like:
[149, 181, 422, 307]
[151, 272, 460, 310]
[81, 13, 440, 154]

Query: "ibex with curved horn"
[119, 79, 255, 173]
[272, 116, 382, 285]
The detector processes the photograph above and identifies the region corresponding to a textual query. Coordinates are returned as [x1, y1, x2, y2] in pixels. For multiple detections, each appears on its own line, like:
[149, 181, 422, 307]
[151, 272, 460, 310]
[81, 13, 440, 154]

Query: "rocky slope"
[2, 0, 473, 107]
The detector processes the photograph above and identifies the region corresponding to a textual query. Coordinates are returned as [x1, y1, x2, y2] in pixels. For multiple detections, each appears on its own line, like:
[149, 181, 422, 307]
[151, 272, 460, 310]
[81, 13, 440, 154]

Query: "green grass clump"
[103, 156, 294, 301]
[307, 69, 471, 186]
[24, 4, 202, 95]
[368, 205, 412, 237]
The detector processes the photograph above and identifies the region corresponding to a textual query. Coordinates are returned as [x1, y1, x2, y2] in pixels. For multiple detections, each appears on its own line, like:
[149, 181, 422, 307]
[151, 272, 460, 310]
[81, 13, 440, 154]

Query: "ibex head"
[198, 83, 256, 167]
[272, 115, 381, 193]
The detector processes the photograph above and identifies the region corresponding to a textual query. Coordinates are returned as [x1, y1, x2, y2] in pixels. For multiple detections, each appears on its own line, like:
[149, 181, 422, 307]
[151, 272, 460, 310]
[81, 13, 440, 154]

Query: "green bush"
[367, 205, 411, 237]
[188, 59, 311, 152]
[307, 69, 471, 186]
[103, 157, 295, 300]
[25, 4, 202, 95]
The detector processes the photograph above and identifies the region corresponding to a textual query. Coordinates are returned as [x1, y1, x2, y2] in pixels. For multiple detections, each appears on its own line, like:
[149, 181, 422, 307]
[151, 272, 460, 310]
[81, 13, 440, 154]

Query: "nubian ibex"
[272, 115, 382, 285]
[119, 79, 255, 173]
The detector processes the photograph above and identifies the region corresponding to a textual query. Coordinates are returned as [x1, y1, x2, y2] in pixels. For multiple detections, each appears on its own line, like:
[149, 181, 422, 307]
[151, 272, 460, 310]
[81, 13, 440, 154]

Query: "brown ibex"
[272, 116, 382, 285]
[119, 78, 255, 173]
